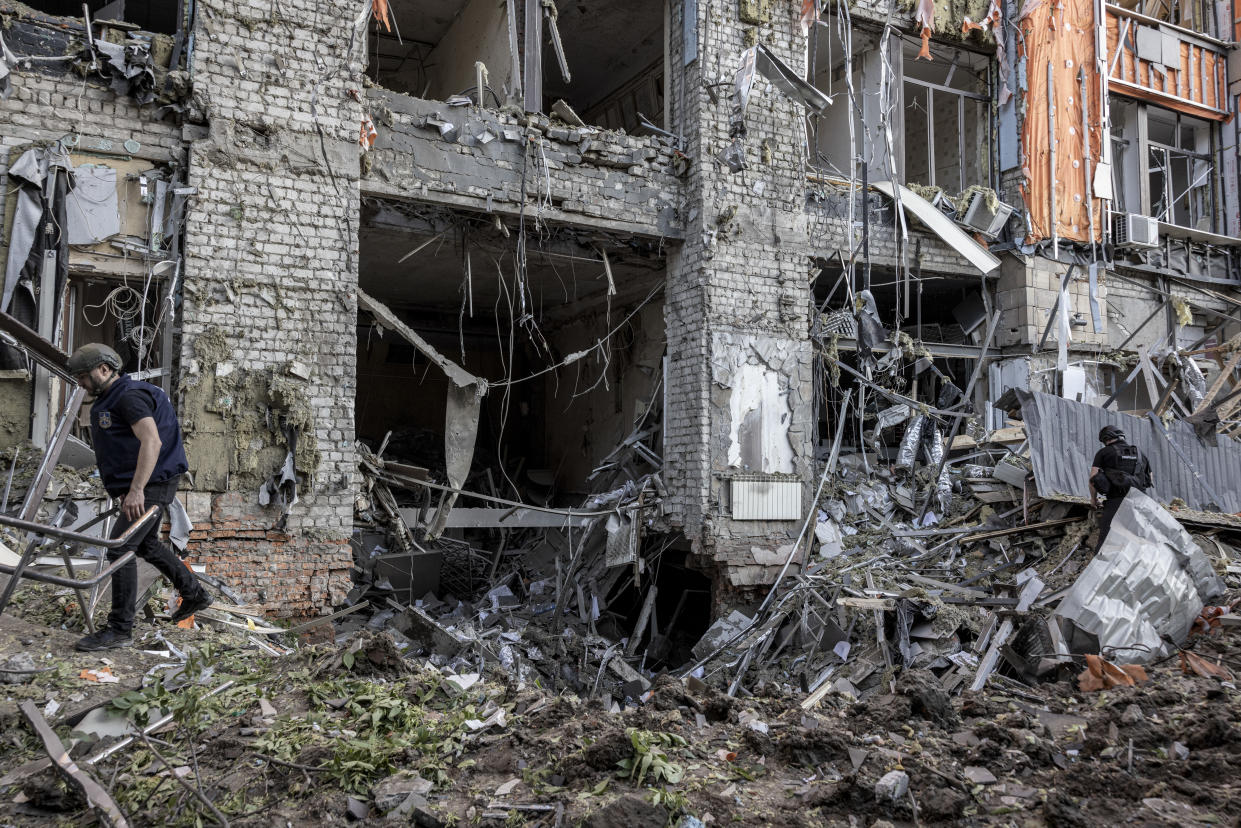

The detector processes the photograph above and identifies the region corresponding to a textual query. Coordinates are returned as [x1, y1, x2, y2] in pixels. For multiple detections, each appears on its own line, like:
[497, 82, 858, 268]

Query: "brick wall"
[996, 256, 1108, 351]
[663, 0, 816, 588]
[177, 0, 364, 615]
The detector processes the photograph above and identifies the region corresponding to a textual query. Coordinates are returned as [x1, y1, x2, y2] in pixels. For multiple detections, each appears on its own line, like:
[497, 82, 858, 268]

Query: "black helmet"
[1099, 425, 1125, 444]
[66, 343, 122, 376]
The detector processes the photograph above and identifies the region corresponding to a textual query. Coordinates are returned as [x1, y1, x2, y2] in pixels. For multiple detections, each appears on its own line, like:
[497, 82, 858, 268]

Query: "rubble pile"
[3, 329, 1241, 825]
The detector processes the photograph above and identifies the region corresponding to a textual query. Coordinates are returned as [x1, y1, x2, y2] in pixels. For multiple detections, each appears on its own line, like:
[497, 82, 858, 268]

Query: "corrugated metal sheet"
[1015, 390, 1241, 513]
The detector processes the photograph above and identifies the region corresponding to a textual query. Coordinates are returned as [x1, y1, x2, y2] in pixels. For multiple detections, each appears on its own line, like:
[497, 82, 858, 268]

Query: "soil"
[2, 585, 1241, 827]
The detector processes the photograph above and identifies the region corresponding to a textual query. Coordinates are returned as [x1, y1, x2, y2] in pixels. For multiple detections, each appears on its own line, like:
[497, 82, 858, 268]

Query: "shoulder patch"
[98, 411, 112, 429]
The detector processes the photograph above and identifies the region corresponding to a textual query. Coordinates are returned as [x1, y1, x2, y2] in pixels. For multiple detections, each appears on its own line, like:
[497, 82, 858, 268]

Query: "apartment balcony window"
[1111, 97, 1223, 234]
[808, 20, 994, 195]
[901, 38, 992, 194]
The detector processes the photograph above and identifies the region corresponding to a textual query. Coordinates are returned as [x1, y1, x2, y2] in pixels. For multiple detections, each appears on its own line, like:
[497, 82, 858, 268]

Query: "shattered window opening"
[900, 37, 992, 194]
[1112, 99, 1224, 234]
[365, 0, 667, 132]
[808, 20, 994, 194]
[23, 0, 181, 35]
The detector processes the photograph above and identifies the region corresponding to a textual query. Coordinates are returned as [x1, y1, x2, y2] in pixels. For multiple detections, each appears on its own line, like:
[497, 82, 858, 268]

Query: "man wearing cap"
[1088, 425, 1153, 551]
[67, 343, 211, 651]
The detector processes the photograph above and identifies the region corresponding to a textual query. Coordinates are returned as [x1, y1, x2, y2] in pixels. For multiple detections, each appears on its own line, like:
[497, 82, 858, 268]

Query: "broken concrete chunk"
[258, 698, 277, 718]
[690, 610, 753, 661]
[494, 778, 521, 797]
[373, 771, 434, 813]
[441, 672, 481, 696]
[0, 653, 37, 684]
[345, 796, 369, 821]
[486, 584, 520, 610]
[874, 770, 909, 801]
[964, 766, 997, 784]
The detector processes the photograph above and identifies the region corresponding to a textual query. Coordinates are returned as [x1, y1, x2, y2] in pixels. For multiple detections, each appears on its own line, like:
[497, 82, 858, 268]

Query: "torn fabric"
[2, 151, 44, 313]
[167, 498, 193, 552]
[259, 426, 300, 531]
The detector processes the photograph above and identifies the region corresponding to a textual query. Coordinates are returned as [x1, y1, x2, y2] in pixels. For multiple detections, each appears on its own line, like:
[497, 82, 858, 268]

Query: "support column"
[178, 0, 364, 615]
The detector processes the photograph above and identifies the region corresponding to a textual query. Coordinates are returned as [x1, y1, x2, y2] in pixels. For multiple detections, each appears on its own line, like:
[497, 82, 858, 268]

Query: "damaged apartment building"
[0, 0, 1239, 653]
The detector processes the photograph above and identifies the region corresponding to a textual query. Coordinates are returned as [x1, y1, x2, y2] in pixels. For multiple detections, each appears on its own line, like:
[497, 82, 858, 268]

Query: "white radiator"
[730, 477, 802, 520]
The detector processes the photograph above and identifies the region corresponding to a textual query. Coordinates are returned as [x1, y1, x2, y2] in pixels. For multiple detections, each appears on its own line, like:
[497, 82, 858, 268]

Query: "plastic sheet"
[1055, 489, 1225, 662]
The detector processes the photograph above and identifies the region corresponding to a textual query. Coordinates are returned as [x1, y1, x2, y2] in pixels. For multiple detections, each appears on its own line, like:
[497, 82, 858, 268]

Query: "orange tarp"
[1018, 0, 1105, 244]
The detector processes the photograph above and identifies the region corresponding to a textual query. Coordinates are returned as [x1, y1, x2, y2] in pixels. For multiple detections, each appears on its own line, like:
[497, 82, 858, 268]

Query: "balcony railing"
[1105, 3, 1229, 121]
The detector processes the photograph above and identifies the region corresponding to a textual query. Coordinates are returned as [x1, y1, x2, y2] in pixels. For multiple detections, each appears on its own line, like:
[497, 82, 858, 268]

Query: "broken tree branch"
[20, 701, 130, 828]
[138, 731, 230, 827]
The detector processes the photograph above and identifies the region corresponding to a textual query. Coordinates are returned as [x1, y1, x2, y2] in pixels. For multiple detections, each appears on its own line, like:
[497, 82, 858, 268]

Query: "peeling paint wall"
[712, 333, 797, 474]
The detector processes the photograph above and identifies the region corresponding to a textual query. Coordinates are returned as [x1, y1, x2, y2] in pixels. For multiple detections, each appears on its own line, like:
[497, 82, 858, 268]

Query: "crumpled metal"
[1177, 354, 1208, 410]
[893, 597, 938, 666]
[924, 423, 953, 513]
[896, 415, 927, 470]
[1055, 489, 1225, 662]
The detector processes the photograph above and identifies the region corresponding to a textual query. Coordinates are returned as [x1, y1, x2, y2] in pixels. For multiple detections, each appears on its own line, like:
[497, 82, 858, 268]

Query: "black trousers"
[1095, 496, 1125, 552]
[106, 478, 201, 634]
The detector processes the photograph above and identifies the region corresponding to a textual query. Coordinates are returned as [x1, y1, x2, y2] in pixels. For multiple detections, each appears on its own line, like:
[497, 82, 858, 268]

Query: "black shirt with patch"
[1091, 441, 1152, 498]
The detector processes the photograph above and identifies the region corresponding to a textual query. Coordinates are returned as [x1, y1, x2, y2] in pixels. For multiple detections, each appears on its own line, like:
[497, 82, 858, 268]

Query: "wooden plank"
[985, 426, 1027, 444]
[20, 701, 129, 828]
[1193, 351, 1241, 414]
[900, 572, 989, 598]
[836, 597, 896, 610]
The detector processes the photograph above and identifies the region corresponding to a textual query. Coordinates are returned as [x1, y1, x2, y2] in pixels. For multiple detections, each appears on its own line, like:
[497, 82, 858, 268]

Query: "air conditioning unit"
[958, 191, 1016, 239]
[1113, 212, 1160, 248]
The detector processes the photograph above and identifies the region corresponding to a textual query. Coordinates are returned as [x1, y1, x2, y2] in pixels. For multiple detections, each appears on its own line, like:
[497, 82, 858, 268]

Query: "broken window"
[23, 1, 180, 35]
[900, 37, 992, 193]
[367, 0, 667, 132]
[1110, 98, 1223, 233]
[1147, 108, 1216, 231]
[808, 21, 993, 193]
[357, 199, 667, 525]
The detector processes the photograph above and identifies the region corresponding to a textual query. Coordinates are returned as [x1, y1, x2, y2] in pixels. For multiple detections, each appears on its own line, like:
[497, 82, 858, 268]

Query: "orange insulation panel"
[1018, 0, 1105, 244]
[1105, 12, 1228, 120]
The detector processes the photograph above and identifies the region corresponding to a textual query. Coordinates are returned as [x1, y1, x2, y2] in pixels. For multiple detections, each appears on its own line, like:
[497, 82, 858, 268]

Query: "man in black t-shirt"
[67, 343, 212, 652]
[1088, 425, 1153, 551]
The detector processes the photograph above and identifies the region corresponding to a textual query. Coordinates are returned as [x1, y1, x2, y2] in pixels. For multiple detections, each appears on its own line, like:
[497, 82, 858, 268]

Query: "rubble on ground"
[3, 339, 1241, 825]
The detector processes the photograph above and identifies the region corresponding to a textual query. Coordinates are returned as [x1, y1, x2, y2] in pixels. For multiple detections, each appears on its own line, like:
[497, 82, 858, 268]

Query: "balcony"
[1105, 3, 1229, 121]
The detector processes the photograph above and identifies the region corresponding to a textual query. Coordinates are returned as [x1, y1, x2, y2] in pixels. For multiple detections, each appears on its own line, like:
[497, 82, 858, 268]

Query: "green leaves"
[617, 729, 687, 788]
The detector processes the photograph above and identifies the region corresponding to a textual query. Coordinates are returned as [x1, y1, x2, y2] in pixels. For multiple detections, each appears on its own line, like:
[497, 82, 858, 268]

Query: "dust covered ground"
[2, 581, 1241, 828]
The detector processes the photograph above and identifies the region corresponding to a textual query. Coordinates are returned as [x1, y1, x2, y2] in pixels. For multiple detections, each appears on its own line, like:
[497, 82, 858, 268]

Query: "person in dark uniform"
[1088, 424, 1153, 551]
[68, 343, 212, 651]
